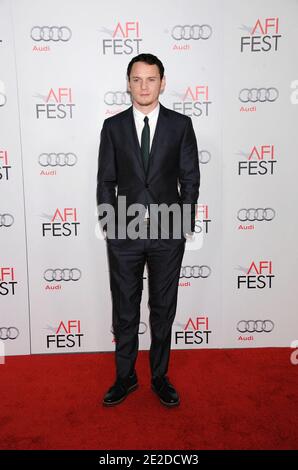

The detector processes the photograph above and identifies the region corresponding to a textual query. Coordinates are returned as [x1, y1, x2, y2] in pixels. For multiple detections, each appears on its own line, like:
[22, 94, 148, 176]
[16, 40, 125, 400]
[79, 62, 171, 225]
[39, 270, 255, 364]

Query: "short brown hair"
[127, 53, 164, 80]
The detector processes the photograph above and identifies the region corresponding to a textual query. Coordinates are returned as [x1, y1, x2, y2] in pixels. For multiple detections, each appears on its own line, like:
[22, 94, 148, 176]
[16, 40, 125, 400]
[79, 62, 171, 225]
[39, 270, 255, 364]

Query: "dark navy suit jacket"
[97, 102, 200, 237]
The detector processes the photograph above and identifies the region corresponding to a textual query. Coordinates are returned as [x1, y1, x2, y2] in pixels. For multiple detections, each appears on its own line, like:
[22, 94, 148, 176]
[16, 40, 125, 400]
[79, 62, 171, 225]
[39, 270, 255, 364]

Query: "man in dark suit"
[97, 53, 200, 407]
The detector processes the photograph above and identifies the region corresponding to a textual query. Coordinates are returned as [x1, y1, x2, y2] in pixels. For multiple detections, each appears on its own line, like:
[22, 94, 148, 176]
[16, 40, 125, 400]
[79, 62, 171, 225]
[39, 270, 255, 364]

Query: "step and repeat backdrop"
[1, 0, 297, 357]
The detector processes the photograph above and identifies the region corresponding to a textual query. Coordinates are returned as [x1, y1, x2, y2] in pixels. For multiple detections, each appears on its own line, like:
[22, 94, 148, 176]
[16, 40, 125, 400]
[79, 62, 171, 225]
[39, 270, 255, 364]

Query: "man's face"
[127, 62, 165, 108]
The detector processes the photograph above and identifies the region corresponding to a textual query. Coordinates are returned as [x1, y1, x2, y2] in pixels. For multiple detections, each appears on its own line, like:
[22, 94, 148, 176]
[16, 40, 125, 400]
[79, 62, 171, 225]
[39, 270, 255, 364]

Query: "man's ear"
[161, 75, 166, 91]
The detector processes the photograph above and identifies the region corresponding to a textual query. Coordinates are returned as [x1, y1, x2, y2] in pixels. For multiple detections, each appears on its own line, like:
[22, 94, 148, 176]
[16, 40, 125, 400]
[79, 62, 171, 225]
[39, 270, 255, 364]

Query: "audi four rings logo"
[43, 268, 81, 282]
[0, 327, 19, 340]
[180, 265, 211, 278]
[0, 92, 7, 107]
[104, 91, 131, 106]
[39, 153, 78, 167]
[199, 150, 211, 164]
[237, 208, 276, 222]
[237, 320, 274, 333]
[30, 26, 72, 42]
[110, 321, 147, 335]
[0, 213, 14, 227]
[138, 321, 148, 334]
[239, 88, 279, 102]
[171, 24, 212, 40]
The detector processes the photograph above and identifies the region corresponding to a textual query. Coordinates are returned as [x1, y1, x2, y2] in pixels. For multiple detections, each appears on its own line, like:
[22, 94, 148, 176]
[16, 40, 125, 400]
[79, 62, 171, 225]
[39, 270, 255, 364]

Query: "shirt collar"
[133, 102, 160, 122]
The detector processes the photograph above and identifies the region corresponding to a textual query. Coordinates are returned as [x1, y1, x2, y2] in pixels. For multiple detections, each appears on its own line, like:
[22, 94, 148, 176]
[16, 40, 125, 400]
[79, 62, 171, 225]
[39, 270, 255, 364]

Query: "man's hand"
[184, 232, 194, 240]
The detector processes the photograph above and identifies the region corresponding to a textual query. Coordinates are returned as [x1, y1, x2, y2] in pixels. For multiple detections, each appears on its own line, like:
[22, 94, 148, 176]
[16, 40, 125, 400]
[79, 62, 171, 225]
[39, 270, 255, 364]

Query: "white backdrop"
[0, 0, 297, 356]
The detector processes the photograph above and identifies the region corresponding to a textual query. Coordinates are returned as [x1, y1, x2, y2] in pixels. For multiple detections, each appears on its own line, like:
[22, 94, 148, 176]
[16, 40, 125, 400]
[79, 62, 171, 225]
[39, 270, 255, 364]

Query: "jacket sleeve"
[96, 120, 117, 231]
[178, 117, 200, 233]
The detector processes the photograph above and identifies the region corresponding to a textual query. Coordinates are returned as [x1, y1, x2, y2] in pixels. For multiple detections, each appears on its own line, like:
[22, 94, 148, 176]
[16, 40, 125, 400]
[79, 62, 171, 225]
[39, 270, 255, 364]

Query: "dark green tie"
[141, 116, 150, 173]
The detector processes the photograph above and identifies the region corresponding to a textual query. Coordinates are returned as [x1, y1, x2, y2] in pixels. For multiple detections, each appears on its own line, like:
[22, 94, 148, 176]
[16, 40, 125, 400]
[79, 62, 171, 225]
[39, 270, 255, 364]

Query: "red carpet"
[0, 348, 297, 450]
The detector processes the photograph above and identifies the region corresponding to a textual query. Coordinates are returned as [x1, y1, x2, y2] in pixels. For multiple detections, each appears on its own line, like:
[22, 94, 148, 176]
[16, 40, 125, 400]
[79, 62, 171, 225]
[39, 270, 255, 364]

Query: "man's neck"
[133, 100, 159, 115]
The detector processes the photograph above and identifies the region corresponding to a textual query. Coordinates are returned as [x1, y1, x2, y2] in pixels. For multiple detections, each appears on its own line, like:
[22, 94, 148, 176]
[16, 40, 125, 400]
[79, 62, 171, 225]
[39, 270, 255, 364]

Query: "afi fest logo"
[196, 204, 211, 234]
[0, 149, 11, 181]
[174, 316, 211, 346]
[46, 320, 83, 349]
[237, 144, 277, 176]
[0, 267, 17, 296]
[172, 85, 211, 117]
[240, 17, 281, 52]
[237, 261, 274, 289]
[100, 21, 142, 55]
[35, 88, 75, 119]
[42, 208, 80, 237]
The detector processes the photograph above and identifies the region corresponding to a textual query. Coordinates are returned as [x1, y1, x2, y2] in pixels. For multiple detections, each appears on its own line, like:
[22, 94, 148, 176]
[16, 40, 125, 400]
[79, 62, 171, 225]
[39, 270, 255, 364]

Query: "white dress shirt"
[132, 102, 160, 219]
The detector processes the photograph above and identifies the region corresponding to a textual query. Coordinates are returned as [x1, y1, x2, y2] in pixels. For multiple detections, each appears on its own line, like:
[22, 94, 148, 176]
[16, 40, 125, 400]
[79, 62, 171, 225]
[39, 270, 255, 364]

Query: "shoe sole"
[151, 386, 180, 407]
[102, 383, 139, 407]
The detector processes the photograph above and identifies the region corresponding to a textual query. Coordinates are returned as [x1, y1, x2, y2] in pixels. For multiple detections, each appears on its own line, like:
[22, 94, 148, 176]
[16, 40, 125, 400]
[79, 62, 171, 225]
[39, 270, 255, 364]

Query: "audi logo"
[239, 88, 279, 103]
[171, 24, 212, 40]
[138, 321, 147, 335]
[43, 268, 81, 282]
[104, 91, 131, 106]
[38, 152, 78, 167]
[0, 327, 19, 340]
[30, 26, 72, 42]
[180, 265, 211, 279]
[0, 92, 7, 107]
[110, 321, 147, 335]
[237, 208, 275, 222]
[199, 150, 211, 164]
[237, 320, 274, 333]
[0, 213, 14, 227]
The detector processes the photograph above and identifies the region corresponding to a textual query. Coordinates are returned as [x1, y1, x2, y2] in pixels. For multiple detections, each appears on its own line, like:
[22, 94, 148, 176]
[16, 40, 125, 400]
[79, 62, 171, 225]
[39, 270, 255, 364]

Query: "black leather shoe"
[151, 376, 180, 407]
[103, 371, 138, 407]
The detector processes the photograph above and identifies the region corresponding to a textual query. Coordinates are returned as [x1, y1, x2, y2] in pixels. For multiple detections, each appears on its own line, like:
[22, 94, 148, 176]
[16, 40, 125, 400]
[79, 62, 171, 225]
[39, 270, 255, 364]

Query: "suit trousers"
[106, 222, 186, 380]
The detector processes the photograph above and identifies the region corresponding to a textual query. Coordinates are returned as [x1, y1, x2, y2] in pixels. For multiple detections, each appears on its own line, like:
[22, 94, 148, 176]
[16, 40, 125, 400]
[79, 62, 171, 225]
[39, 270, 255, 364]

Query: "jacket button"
[145, 184, 149, 188]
